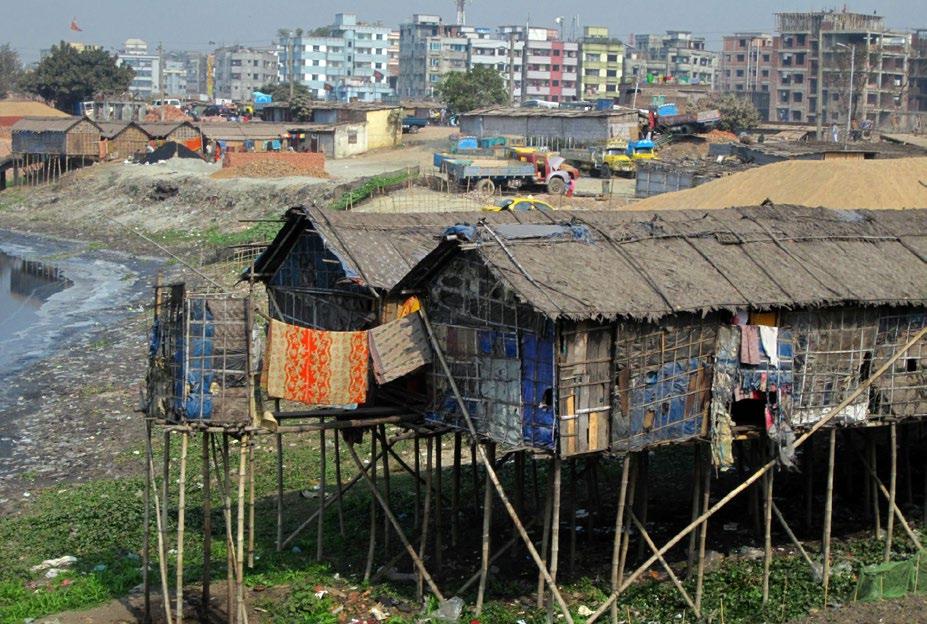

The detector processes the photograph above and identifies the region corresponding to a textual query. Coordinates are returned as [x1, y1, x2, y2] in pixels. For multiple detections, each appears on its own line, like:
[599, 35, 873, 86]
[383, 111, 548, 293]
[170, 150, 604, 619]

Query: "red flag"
[70, 17, 83, 32]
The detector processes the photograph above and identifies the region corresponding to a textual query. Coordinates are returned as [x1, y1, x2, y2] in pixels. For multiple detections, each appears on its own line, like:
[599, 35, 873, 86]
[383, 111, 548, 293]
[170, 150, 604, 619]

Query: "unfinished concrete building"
[774, 11, 912, 131]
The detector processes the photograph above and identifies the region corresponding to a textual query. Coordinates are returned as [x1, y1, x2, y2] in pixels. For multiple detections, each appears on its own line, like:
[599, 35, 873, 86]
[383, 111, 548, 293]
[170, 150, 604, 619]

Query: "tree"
[436, 65, 508, 115]
[258, 81, 310, 102]
[19, 42, 134, 113]
[0, 44, 23, 98]
[697, 93, 761, 132]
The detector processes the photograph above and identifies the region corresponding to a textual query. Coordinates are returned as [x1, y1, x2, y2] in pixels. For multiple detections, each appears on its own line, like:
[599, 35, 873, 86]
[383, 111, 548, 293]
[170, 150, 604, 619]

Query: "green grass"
[0, 189, 27, 211]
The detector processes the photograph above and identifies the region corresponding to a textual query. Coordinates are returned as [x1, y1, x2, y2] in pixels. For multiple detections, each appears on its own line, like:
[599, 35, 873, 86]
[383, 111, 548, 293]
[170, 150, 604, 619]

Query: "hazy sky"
[4, 0, 926, 62]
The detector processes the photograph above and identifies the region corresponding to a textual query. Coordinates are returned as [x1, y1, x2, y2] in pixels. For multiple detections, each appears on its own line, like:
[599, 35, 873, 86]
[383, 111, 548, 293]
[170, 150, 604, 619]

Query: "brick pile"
[218, 151, 327, 178]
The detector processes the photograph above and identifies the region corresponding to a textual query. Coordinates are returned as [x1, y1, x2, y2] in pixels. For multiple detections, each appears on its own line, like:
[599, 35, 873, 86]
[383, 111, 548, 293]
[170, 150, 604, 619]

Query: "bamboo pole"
[435, 432, 443, 572]
[804, 436, 814, 532]
[635, 452, 650, 563]
[869, 433, 881, 538]
[476, 442, 495, 614]
[822, 429, 836, 605]
[236, 437, 247, 624]
[364, 430, 378, 583]
[380, 425, 391, 555]
[417, 436, 434, 602]
[885, 423, 897, 562]
[686, 446, 702, 577]
[609, 455, 631, 624]
[334, 431, 346, 538]
[346, 442, 445, 601]
[456, 514, 539, 595]
[856, 442, 923, 550]
[629, 511, 699, 616]
[223, 436, 234, 623]
[771, 502, 816, 573]
[161, 430, 171, 593]
[275, 432, 283, 551]
[471, 440, 481, 513]
[585, 323, 927, 623]
[762, 445, 774, 605]
[618, 455, 639, 594]
[547, 455, 563, 623]
[414, 435, 421, 530]
[143, 421, 152, 624]
[318, 421, 327, 562]
[247, 438, 255, 569]
[201, 432, 212, 621]
[452, 432, 462, 547]
[569, 459, 578, 578]
[175, 432, 188, 624]
[695, 446, 711, 613]
[537, 463, 554, 608]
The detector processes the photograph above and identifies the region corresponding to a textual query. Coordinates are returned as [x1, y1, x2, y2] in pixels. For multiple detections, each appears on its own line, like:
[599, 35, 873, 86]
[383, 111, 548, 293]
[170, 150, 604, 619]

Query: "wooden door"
[558, 322, 612, 456]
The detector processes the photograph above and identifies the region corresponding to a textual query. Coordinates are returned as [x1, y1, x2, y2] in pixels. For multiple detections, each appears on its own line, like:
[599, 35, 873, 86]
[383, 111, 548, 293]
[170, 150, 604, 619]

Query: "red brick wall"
[223, 151, 325, 171]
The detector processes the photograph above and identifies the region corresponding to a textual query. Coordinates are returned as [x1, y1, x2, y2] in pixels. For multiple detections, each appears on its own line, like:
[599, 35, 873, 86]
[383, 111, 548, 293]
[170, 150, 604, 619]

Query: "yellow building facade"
[579, 27, 625, 99]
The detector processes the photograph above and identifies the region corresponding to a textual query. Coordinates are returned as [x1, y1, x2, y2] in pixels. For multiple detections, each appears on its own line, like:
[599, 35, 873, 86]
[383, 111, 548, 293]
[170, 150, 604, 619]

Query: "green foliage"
[0, 43, 22, 98]
[258, 81, 311, 103]
[436, 65, 508, 115]
[698, 93, 762, 132]
[331, 170, 416, 210]
[19, 42, 134, 113]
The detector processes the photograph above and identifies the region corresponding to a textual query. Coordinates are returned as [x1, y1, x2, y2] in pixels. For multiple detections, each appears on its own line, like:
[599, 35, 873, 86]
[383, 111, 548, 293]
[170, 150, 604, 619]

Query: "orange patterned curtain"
[263, 319, 369, 405]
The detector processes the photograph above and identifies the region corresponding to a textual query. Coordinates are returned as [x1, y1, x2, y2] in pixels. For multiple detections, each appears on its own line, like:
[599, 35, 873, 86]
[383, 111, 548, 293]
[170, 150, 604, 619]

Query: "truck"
[443, 151, 579, 195]
[561, 139, 657, 178]
[402, 116, 429, 133]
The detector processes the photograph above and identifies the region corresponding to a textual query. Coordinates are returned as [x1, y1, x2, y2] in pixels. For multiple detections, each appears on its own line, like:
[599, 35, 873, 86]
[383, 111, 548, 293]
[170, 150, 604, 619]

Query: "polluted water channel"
[0, 230, 161, 462]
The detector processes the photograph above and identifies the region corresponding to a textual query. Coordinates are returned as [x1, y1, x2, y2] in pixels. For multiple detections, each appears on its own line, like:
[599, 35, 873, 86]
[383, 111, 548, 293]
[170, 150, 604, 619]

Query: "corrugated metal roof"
[397, 205, 927, 321]
[12, 116, 96, 133]
[463, 106, 639, 119]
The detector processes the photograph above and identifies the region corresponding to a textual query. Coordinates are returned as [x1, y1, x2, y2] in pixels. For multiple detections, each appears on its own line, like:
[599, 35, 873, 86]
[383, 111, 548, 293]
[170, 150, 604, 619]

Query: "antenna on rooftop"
[455, 0, 468, 25]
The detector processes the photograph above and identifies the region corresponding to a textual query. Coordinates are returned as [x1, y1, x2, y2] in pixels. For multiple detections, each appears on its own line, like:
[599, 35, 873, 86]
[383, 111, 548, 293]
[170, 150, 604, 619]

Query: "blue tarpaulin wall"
[522, 331, 555, 449]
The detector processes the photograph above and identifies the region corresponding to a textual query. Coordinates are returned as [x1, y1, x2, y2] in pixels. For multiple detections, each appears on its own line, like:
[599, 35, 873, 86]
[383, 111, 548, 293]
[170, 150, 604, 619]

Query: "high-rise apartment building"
[773, 11, 912, 130]
[278, 13, 393, 102]
[719, 33, 776, 120]
[213, 46, 277, 102]
[625, 31, 718, 86]
[579, 26, 624, 99]
[117, 39, 160, 100]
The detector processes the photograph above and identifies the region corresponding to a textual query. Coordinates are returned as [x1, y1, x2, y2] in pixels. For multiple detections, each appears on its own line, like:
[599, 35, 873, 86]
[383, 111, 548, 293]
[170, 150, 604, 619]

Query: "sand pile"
[631, 157, 927, 210]
[212, 159, 328, 179]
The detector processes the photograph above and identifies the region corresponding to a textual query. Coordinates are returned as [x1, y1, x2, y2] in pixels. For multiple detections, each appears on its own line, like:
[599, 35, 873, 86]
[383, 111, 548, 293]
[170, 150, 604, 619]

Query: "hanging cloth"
[759, 325, 780, 369]
[740, 325, 761, 365]
[368, 312, 432, 385]
[263, 319, 368, 406]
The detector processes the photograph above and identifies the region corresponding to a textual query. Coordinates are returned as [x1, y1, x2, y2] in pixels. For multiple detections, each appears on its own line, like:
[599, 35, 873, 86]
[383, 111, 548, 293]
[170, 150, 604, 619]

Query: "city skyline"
[4, 0, 927, 62]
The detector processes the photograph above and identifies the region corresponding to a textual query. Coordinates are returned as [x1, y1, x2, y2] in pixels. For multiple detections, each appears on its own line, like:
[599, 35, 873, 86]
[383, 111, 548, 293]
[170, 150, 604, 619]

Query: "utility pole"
[158, 42, 165, 121]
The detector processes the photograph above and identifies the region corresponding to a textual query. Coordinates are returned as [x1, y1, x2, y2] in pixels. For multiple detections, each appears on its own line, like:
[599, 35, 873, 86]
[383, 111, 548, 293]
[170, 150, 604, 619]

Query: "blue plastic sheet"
[521, 332, 555, 449]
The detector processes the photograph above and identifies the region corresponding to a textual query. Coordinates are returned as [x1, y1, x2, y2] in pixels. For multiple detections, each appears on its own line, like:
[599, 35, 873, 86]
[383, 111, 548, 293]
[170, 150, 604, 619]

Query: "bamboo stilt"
[532, 456, 540, 513]
[202, 432, 212, 621]
[143, 421, 152, 624]
[161, 430, 171, 591]
[635, 452, 650, 563]
[762, 444, 774, 605]
[414, 435, 421, 530]
[247, 438, 255, 569]
[317, 421, 327, 562]
[333, 431, 345, 538]
[569, 459, 578, 578]
[695, 446, 711, 613]
[346, 442, 445, 601]
[435, 432, 443, 572]
[686, 446, 702, 578]
[476, 442, 495, 615]
[275, 432, 283, 551]
[771, 502, 816, 573]
[471, 440, 480, 514]
[869, 433, 881, 538]
[223, 436, 233, 623]
[609, 456, 631, 624]
[537, 463, 554, 608]
[822, 429, 836, 604]
[629, 511, 699, 616]
[804, 436, 814, 533]
[456, 514, 539, 595]
[885, 423, 897, 562]
[380, 425, 391, 555]
[618, 455, 639, 593]
[236, 438, 247, 624]
[176, 433, 189, 624]
[417, 436, 434, 602]
[516, 451, 526, 519]
[452, 432, 462, 547]
[547, 455, 563, 623]
[364, 430, 378, 583]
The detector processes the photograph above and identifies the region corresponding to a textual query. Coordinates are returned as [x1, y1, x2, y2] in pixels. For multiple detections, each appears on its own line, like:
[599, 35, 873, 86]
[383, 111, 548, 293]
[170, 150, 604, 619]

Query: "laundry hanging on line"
[262, 319, 369, 406]
[368, 312, 432, 385]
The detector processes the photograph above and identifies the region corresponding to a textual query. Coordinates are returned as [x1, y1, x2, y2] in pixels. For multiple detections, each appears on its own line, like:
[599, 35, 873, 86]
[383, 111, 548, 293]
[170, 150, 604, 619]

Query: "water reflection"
[0, 251, 72, 343]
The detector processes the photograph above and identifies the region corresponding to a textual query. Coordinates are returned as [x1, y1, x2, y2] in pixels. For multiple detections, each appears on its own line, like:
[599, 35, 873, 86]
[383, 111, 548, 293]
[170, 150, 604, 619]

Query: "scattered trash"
[369, 603, 389, 620]
[93, 563, 107, 572]
[31, 556, 77, 573]
[433, 596, 465, 622]
[315, 589, 328, 599]
[723, 522, 738, 532]
[737, 546, 764, 561]
[291, 546, 302, 554]
[578, 605, 594, 616]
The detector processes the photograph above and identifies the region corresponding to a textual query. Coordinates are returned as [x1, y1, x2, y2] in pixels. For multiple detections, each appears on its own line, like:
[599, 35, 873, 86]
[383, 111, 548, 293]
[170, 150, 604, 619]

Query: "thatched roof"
[245, 205, 562, 290]
[395, 205, 927, 321]
[11, 116, 98, 133]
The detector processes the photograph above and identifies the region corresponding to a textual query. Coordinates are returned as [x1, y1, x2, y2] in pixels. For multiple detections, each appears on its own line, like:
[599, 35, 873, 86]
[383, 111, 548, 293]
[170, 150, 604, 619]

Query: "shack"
[12, 116, 101, 157]
[98, 121, 149, 160]
[393, 205, 927, 461]
[709, 140, 927, 165]
[139, 121, 202, 148]
[260, 102, 401, 150]
[635, 158, 755, 198]
[459, 106, 639, 149]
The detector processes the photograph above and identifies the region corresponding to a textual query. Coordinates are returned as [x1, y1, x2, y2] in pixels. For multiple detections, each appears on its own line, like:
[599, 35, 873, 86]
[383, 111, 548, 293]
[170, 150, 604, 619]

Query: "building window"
[739, 39, 747, 48]
[553, 49, 561, 56]
[606, 69, 617, 77]
[762, 54, 770, 62]
[736, 54, 745, 62]
[348, 131, 358, 144]
[606, 83, 616, 92]
[607, 54, 618, 62]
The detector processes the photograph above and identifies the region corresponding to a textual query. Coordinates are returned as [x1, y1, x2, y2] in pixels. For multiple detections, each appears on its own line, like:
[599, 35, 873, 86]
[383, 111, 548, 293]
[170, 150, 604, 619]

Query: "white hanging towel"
[759, 325, 779, 369]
